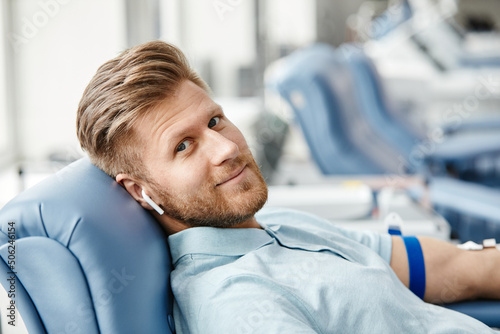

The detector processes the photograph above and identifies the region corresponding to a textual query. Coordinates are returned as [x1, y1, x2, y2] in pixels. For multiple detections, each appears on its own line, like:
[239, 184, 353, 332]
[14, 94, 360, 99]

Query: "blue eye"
[208, 116, 220, 128]
[176, 140, 190, 152]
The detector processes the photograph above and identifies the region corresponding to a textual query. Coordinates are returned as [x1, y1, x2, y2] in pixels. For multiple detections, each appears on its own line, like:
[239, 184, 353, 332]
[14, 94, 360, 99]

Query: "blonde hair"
[77, 40, 208, 178]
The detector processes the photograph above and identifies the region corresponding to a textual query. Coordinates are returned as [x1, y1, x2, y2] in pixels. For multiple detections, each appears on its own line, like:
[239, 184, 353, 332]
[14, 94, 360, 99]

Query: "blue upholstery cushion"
[428, 177, 500, 243]
[0, 158, 174, 333]
[444, 300, 500, 328]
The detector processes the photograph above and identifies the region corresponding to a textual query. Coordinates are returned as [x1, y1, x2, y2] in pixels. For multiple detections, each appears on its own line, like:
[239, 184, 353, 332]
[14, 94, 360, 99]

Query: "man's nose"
[204, 130, 240, 165]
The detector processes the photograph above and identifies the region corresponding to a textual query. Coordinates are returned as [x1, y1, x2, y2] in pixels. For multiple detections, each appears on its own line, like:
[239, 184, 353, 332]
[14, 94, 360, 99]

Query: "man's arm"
[390, 236, 500, 303]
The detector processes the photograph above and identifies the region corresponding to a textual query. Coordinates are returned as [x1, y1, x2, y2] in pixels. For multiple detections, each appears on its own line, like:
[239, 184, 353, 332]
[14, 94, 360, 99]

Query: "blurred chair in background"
[266, 43, 500, 183]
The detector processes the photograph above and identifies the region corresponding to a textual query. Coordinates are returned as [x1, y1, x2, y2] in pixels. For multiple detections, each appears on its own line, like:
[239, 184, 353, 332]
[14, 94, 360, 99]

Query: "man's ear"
[116, 173, 154, 211]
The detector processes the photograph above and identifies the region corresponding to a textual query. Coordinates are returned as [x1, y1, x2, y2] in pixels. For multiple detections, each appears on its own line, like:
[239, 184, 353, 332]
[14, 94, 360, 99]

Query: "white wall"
[161, 0, 256, 96]
[265, 0, 317, 48]
[160, 0, 317, 97]
[9, 0, 126, 161]
[0, 0, 10, 160]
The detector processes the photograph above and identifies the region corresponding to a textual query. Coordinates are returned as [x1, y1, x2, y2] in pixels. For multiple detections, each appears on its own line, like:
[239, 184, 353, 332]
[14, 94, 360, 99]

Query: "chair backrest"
[341, 47, 424, 161]
[266, 43, 387, 175]
[267, 43, 427, 174]
[0, 158, 174, 334]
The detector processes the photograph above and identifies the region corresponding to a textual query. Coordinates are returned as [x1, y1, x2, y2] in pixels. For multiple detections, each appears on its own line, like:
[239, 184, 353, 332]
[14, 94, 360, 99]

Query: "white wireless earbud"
[141, 189, 164, 215]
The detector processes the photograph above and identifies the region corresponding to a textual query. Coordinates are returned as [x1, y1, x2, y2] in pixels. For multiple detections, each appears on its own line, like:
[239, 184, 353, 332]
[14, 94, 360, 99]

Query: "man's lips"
[216, 165, 247, 187]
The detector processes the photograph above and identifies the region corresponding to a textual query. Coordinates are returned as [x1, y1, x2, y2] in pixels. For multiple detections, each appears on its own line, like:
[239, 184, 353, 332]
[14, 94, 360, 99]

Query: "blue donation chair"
[343, 44, 500, 185]
[0, 158, 175, 334]
[266, 44, 398, 175]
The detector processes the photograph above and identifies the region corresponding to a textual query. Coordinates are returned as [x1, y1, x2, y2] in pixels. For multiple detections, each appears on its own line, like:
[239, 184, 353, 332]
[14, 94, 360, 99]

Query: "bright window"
[0, 0, 12, 168]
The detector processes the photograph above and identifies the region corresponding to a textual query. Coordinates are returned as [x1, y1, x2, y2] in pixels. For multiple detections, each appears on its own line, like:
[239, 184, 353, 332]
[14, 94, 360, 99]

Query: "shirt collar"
[168, 223, 277, 265]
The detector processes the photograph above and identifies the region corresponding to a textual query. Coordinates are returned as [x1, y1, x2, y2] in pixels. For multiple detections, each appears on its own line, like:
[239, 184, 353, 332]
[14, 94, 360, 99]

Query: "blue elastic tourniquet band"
[402, 236, 426, 300]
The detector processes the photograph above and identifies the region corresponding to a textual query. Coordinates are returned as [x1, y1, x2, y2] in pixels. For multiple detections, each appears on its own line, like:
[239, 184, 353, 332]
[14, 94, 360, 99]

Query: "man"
[77, 41, 500, 333]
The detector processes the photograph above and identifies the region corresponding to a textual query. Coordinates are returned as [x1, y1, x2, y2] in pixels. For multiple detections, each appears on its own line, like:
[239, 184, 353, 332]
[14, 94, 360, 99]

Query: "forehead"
[146, 80, 216, 124]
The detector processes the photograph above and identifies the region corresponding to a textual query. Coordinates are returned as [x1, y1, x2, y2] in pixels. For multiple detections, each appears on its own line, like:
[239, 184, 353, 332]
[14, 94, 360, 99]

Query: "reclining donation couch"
[0, 158, 174, 333]
[0, 158, 499, 332]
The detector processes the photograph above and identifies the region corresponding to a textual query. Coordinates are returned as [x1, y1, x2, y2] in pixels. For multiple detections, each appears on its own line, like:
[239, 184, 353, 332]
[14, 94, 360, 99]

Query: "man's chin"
[154, 154, 268, 229]
[178, 185, 267, 228]
[187, 186, 267, 228]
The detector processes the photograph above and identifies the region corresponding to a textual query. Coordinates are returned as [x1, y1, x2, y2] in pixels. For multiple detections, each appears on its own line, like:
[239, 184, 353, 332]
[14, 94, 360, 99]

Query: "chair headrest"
[0, 158, 174, 333]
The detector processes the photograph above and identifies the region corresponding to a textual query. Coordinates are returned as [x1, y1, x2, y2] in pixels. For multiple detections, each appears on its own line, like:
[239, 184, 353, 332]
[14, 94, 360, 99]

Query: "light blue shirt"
[168, 208, 493, 333]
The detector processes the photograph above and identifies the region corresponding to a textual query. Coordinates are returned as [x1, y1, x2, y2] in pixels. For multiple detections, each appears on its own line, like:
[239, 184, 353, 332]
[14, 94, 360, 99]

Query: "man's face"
[134, 80, 268, 228]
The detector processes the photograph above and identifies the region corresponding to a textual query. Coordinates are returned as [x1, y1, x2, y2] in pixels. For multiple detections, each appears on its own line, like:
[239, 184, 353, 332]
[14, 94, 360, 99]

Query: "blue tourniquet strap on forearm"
[402, 236, 426, 300]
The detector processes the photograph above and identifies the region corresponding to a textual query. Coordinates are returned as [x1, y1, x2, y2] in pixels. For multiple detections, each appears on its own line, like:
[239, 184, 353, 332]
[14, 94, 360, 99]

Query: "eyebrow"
[207, 103, 223, 116]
